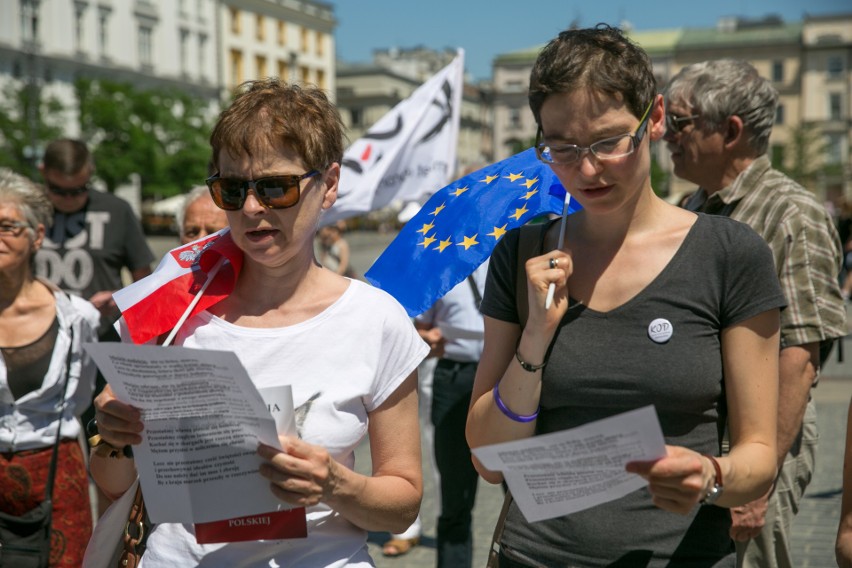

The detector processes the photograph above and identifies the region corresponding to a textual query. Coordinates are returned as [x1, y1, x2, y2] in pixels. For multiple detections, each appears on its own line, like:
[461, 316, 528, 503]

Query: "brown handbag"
[111, 486, 149, 568]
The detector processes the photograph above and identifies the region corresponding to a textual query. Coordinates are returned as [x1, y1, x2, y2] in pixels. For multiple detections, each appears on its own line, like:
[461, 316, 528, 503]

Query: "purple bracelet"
[492, 382, 539, 423]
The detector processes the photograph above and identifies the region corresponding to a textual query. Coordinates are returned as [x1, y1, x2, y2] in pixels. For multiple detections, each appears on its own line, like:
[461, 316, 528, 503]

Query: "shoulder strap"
[515, 221, 555, 329]
[466, 273, 483, 310]
[44, 325, 74, 502]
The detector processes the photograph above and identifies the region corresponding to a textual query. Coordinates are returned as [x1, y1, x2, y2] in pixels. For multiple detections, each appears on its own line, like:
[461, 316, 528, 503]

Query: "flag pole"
[162, 257, 227, 346]
[545, 193, 571, 309]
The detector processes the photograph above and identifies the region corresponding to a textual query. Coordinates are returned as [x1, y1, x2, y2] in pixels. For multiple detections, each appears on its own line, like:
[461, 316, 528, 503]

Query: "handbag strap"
[44, 325, 74, 502]
[488, 490, 514, 561]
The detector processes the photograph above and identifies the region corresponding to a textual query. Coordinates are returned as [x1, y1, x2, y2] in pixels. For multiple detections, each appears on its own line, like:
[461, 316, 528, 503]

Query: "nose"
[241, 188, 266, 214]
[577, 148, 602, 176]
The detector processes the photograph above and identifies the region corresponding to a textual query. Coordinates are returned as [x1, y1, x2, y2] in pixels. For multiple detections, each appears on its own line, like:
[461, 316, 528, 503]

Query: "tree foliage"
[0, 81, 66, 178]
[75, 78, 215, 198]
[775, 122, 827, 190]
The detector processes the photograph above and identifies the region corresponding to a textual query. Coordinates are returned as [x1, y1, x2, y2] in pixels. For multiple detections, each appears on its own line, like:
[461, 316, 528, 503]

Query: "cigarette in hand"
[545, 283, 556, 309]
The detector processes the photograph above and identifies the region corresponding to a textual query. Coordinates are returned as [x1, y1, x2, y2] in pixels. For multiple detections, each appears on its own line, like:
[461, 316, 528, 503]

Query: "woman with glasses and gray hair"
[0, 167, 100, 566]
[466, 25, 785, 566]
[88, 80, 428, 567]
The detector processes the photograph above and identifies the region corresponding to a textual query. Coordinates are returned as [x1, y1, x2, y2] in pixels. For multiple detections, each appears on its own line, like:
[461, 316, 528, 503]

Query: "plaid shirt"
[684, 155, 846, 350]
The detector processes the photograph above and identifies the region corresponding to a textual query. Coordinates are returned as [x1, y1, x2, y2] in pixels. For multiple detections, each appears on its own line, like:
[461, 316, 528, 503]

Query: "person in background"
[466, 25, 784, 567]
[666, 59, 846, 568]
[89, 79, 428, 566]
[35, 139, 154, 338]
[838, 396, 852, 567]
[177, 185, 229, 245]
[317, 221, 356, 278]
[0, 167, 100, 566]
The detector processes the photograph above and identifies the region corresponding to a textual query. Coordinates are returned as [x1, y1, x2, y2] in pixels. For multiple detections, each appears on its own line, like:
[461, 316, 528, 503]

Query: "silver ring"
[549, 258, 558, 269]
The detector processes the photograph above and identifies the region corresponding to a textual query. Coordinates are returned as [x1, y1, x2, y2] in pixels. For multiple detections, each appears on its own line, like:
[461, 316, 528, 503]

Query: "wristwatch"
[700, 454, 724, 505]
[87, 418, 133, 459]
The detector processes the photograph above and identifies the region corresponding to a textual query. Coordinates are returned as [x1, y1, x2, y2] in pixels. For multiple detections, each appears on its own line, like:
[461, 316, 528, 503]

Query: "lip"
[244, 227, 280, 242]
[578, 184, 614, 198]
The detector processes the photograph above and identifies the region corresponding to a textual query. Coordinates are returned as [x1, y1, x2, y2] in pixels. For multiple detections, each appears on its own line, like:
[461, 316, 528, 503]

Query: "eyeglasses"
[536, 101, 654, 165]
[665, 113, 700, 134]
[206, 171, 320, 211]
[46, 183, 90, 196]
[0, 221, 28, 237]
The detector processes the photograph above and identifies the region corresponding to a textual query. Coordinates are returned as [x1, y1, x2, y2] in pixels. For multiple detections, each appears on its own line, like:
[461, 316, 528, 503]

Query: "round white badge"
[648, 318, 673, 344]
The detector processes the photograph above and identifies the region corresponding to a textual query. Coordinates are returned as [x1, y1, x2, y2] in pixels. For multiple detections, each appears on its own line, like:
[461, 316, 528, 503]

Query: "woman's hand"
[625, 445, 715, 515]
[524, 250, 572, 334]
[257, 436, 345, 508]
[93, 384, 144, 448]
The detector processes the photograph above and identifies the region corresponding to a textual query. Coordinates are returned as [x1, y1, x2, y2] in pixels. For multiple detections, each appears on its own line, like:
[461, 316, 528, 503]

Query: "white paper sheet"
[84, 343, 296, 524]
[471, 405, 666, 522]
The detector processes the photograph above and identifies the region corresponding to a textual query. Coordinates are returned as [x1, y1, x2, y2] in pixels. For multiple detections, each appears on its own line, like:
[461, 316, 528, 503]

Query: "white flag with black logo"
[321, 50, 464, 226]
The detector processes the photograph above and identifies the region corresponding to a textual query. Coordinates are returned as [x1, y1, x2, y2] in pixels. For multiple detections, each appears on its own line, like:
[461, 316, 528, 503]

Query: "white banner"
[321, 50, 464, 226]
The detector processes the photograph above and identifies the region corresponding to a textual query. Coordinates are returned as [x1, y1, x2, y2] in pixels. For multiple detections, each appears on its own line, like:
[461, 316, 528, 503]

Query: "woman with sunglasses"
[0, 168, 101, 566]
[89, 80, 428, 567]
[466, 26, 785, 566]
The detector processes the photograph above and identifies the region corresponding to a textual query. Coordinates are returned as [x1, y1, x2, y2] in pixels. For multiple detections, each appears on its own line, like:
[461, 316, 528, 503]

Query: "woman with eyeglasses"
[88, 81, 428, 566]
[465, 26, 785, 567]
[0, 168, 101, 566]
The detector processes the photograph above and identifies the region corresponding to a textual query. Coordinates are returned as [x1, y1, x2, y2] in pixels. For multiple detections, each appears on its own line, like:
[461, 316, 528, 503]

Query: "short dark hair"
[529, 24, 656, 123]
[42, 138, 93, 175]
[210, 79, 345, 173]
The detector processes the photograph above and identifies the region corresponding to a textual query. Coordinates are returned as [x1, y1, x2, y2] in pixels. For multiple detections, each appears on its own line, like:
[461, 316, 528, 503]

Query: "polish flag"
[113, 228, 244, 344]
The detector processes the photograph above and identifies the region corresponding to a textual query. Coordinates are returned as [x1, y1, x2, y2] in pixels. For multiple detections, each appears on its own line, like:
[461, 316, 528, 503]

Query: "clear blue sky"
[329, 0, 849, 81]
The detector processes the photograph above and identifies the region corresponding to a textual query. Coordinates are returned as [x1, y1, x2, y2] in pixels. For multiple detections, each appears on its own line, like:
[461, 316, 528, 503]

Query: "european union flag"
[366, 148, 581, 316]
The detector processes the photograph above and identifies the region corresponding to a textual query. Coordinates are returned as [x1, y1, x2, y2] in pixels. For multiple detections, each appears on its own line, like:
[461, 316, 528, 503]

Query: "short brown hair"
[41, 138, 93, 175]
[529, 25, 656, 123]
[210, 80, 345, 173]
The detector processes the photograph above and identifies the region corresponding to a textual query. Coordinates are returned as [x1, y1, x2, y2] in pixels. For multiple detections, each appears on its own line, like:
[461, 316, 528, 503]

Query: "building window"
[277, 20, 286, 46]
[315, 31, 323, 56]
[825, 133, 843, 164]
[300, 27, 308, 52]
[771, 60, 784, 83]
[20, 0, 40, 42]
[230, 7, 240, 34]
[139, 25, 153, 66]
[350, 108, 363, 127]
[256, 55, 267, 79]
[277, 59, 288, 80]
[828, 56, 844, 79]
[256, 14, 264, 41]
[179, 29, 189, 74]
[74, 3, 85, 51]
[98, 9, 109, 55]
[317, 69, 325, 90]
[830, 93, 843, 121]
[509, 107, 521, 129]
[230, 48, 243, 86]
[300, 66, 309, 84]
[198, 33, 207, 79]
[775, 104, 784, 125]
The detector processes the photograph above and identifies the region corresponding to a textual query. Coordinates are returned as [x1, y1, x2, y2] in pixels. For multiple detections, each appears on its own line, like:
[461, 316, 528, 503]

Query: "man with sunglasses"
[35, 138, 154, 338]
[665, 59, 846, 568]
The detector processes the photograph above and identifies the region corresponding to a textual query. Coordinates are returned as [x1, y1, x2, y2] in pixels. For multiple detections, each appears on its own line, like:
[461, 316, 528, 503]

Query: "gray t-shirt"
[481, 213, 786, 567]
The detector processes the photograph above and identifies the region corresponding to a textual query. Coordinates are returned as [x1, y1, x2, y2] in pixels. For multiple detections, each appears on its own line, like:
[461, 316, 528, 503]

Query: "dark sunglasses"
[205, 171, 320, 210]
[665, 113, 700, 134]
[47, 183, 90, 196]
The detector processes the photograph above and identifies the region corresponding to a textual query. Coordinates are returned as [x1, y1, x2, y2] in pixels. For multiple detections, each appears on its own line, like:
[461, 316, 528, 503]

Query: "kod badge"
[648, 318, 673, 343]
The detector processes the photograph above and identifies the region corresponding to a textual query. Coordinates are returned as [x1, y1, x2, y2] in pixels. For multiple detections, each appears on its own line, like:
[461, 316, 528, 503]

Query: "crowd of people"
[1, 22, 851, 568]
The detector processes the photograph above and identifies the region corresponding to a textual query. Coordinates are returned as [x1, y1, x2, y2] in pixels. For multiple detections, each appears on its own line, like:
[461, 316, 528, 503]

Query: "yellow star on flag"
[510, 204, 529, 220]
[417, 222, 434, 234]
[523, 177, 539, 189]
[457, 234, 479, 250]
[505, 172, 523, 182]
[435, 237, 453, 252]
[419, 235, 437, 249]
[430, 203, 446, 216]
[452, 185, 470, 197]
[523, 189, 538, 200]
[482, 174, 498, 184]
[487, 224, 507, 240]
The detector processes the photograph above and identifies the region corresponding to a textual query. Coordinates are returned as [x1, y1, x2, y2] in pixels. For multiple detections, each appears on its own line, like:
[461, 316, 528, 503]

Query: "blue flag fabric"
[365, 148, 582, 316]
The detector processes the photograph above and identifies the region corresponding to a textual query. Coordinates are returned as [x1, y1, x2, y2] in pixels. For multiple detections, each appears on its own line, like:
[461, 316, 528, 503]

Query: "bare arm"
[776, 344, 818, 463]
[88, 384, 143, 501]
[258, 371, 422, 533]
[837, 397, 852, 567]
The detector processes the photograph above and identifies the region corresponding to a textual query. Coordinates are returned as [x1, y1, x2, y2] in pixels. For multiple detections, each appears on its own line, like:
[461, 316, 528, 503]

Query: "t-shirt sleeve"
[367, 291, 430, 412]
[480, 228, 521, 324]
[720, 220, 787, 328]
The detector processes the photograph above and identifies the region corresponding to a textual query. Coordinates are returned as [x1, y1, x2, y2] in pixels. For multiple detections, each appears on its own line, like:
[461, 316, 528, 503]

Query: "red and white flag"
[113, 228, 244, 344]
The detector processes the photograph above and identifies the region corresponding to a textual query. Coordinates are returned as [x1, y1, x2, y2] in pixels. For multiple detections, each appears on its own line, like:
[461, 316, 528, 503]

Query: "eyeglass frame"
[205, 170, 321, 211]
[665, 113, 701, 134]
[0, 220, 30, 237]
[535, 100, 654, 166]
[46, 182, 90, 197]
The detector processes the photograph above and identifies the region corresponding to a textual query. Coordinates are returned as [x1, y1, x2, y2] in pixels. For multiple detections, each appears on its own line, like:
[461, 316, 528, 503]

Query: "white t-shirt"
[139, 279, 428, 568]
